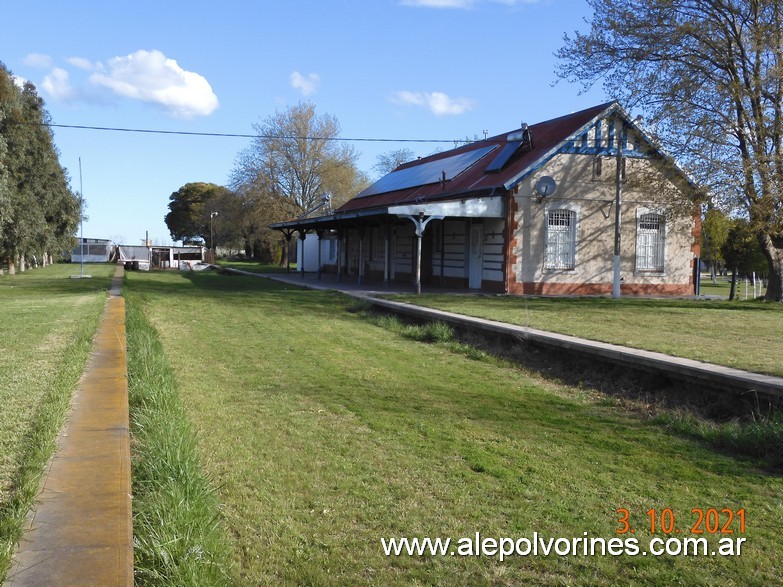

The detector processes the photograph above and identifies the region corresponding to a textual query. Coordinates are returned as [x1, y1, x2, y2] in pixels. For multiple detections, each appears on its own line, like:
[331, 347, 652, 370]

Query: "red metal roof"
[338, 102, 615, 214]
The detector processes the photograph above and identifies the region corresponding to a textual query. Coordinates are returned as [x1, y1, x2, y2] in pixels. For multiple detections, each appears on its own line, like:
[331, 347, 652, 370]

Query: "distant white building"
[118, 244, 152, 271]
[152, 245, 205, 270]
[71, 238, 114, 263]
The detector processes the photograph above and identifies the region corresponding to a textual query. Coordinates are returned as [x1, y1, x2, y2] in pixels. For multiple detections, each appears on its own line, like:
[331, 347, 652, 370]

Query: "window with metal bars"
[545, 209, 576, 270]
[636, 212, 665, 272]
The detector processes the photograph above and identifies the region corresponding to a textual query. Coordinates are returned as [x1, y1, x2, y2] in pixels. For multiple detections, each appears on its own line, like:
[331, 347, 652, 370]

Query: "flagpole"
[79, 157, 84, 278]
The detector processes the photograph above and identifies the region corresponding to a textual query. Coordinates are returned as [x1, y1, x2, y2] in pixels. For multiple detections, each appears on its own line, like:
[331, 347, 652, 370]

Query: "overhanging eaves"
[269, 208, 390, 231]
[271, 195, 506, 233]
[388, 195, 504, 218]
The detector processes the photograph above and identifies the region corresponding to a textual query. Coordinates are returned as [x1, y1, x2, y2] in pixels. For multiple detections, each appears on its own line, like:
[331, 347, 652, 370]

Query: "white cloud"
[89, 50, 218, 118]
[428, 92, 475, 115]
[23, 53, 53, 68]
[41, 67, 74, 100]
[67, 57, 96, 70]
[12, 75, 27, 89]
[393, 90, 426, 107]
[290, 71, 320, 96]
[392, 90, 475, 116]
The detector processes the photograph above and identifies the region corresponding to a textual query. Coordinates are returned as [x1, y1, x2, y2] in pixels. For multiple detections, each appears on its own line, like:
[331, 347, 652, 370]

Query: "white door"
[469, 224, 483, 289]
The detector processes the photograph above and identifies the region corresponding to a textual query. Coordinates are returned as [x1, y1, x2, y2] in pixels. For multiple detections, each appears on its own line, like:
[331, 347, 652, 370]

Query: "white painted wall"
[297, 234, 337, 272]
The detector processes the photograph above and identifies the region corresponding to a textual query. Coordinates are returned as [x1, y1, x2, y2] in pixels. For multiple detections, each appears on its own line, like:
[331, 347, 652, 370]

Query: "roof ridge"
[528, 101, 616, 130]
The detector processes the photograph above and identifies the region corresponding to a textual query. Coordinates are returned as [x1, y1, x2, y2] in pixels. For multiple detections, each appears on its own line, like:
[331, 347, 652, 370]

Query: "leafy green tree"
[231, 182, 284, 261]
[557, 0, 783, 301]
[0, 63, 77, 273]
[20, 83, 79, 265]
[208, 184, 244, 255]
[164, 182, 233, 248]
[1, 65, 38, 273]
[0, 68, 13, 274]
[723, 218, 768, 276]
[701, 207, 732, 279]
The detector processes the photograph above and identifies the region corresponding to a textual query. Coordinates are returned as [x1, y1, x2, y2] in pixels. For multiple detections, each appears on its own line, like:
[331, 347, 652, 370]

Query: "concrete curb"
[359, 295, 783, 400]
[6, 266, 133, 586]
[238, 270, 782, 400]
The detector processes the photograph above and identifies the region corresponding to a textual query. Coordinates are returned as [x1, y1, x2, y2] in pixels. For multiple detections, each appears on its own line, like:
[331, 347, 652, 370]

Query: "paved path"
[6, 267, 133, 586]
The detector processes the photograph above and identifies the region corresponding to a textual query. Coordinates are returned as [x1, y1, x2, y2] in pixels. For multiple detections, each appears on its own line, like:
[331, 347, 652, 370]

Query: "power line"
[13, 121, 459, 144]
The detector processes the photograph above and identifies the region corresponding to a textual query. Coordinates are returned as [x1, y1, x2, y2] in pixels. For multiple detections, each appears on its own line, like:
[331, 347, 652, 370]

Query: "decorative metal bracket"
[401, 213, 444, 236]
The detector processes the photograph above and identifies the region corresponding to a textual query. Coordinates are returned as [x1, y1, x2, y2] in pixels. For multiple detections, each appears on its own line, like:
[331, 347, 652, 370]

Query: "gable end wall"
[506, 133, 698, 296]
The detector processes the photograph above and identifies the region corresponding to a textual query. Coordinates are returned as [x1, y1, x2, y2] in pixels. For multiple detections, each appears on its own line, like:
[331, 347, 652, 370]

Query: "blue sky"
[2, 0, 606, 245]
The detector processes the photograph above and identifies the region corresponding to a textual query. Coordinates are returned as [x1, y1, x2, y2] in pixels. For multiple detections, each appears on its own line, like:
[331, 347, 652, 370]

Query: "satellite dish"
[534, 176, 557, 197]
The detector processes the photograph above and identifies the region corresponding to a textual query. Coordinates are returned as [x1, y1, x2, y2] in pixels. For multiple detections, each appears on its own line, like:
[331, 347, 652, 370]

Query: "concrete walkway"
[6, 267, 133, 586]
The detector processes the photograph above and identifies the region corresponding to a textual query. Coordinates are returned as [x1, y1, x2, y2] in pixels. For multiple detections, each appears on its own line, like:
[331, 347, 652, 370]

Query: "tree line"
[0, 62, 80, 275]
[164, 103, 417, 264]
[164, 102, 371, 264]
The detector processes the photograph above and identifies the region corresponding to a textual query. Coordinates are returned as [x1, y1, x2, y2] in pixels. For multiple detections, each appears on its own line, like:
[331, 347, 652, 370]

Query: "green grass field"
[126, 297, 232, 586]
[386, 292, 783, 378]
[125, 270, 782, 585]
[0, 263, 115, 578]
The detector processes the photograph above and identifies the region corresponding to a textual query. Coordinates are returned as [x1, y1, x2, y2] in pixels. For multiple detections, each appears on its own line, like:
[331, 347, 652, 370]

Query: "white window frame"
[544, 204, 578, 271]
[635, 208, 667, 274]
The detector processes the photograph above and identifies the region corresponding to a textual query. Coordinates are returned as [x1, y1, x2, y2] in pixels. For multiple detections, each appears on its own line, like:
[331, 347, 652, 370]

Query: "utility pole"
[612, 121, 624, 299]
[79, 158, 84, 278]
[210, 211, 218, 263]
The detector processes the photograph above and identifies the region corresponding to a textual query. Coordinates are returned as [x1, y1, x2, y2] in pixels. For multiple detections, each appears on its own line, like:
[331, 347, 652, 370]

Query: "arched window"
[636, 212, 665, 272]
[545, 209, 577, 270]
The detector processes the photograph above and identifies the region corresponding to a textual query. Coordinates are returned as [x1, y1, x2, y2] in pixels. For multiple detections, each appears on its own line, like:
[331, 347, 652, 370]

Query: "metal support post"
[612, 121, 624, 299]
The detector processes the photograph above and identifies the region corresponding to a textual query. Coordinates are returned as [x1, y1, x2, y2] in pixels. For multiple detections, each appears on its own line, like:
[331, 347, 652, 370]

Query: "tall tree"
[557, 0, 783, 301]
[0, 63, 77, 273]
[20, 83, 79, 266]
[230, 102, 368, 263]
[164, 182, 233, 248]
[0, 67, 13, 274]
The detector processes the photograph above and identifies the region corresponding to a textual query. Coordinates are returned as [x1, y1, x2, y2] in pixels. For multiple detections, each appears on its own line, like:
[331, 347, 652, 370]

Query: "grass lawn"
[386, 293, 783, 378]
[126, 297, 232, 586]
[0, 263, 115, 577]
[125, 270, 781, 586]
